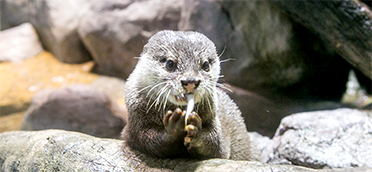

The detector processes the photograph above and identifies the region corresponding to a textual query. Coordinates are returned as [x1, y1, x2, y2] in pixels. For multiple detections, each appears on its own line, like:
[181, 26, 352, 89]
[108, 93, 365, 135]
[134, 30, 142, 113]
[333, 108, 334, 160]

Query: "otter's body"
[122, 30, 258, 160]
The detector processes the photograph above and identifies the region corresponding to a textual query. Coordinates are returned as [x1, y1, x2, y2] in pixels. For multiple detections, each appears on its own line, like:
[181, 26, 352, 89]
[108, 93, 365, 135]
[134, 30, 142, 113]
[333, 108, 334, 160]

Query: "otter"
[122, 30, 259, 161]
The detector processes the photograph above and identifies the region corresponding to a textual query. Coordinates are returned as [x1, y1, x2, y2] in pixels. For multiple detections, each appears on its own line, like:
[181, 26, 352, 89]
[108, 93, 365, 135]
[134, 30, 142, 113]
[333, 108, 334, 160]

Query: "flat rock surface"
[1, 129, 366, 172]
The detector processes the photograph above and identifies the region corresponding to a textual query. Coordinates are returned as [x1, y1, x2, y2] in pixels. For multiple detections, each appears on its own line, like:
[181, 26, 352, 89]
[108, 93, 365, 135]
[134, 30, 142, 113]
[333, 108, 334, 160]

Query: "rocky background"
[0, 0, 371, 171]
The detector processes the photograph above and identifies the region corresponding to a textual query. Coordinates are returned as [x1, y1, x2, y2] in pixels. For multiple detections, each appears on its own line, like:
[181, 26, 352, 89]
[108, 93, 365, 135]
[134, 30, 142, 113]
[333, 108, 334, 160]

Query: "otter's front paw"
[163, 108, 186, 137]
[184, 112, 202, 149]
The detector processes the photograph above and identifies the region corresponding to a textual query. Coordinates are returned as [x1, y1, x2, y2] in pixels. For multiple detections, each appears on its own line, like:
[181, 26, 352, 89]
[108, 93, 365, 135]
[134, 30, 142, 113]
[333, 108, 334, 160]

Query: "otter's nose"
[181, 79, 201, 92]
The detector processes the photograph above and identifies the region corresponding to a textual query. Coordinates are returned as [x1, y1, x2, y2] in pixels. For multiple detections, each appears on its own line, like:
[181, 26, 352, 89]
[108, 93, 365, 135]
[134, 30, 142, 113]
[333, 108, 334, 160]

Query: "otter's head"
[133, 30, 220, 109]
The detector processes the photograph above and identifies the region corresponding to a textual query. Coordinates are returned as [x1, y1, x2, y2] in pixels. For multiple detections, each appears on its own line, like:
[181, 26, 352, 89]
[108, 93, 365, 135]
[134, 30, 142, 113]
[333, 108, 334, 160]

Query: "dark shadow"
[360, 0, 371, 8]
[0, 103, 30, 117]
[354, 68, 372, 94]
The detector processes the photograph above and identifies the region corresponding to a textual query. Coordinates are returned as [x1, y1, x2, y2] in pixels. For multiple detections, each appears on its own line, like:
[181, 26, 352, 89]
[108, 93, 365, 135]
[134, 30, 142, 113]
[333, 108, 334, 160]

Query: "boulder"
[78, 0, 182, 79]
[1, 129, 364, 172]
[22, 85, 126, 138]
[1, 0, 92, 63]
[179, 0, 351, 102]
[264, 108, 372, 169]
[0, 23, 43, 62]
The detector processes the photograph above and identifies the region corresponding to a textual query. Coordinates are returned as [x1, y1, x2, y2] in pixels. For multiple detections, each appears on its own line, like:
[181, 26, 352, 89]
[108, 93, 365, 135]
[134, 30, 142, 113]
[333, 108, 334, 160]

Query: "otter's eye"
[202, 61, 210, 72]
[166, 60, 176, 71]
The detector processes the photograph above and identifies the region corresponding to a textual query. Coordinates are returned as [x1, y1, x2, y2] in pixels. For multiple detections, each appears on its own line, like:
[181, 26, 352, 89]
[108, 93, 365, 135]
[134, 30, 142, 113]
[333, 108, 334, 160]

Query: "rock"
[2, 0, 354, 103]
[270, 0, 372, 80]
[0, 129, 360, 172]
[90, 76, 126, 100]
[265, 108, 372, 169]
[22, 85, 126, 138]
[1, 0, 92, 63]
[78, 0, 182, 79]
[0, 0, 29, 30]
[179, 0, 351, 102]
[90, 75, 126, 98]
[249, 132, 271, 162]
[0, 23, 43, 62]
[178, 0, 232, 51]
[90, 76, 128, 120]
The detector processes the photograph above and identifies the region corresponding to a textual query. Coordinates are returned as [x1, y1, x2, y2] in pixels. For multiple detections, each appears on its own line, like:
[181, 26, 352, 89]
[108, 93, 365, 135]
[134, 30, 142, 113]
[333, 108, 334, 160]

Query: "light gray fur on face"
[131, 30, 220, 107]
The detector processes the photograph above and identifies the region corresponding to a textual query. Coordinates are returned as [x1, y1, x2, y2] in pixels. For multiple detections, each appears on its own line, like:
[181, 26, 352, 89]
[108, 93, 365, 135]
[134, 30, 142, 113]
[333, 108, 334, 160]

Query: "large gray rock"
[1, 129, 367, 172]
[22, 85, 126, 138]
[179, 0, 350, 102]
[78, 0, 182, 79]
[0, 23, 43, 62]
[264, 108, 372, 169]
[1, 0, 92, 63]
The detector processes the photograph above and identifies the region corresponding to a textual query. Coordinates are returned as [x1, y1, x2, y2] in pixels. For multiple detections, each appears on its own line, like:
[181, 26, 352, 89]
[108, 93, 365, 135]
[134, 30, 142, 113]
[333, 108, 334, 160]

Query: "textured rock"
[264, 108, 372, 169]
[22, 85, 126, 138]
[78, 0, 182, 79]
[270, 0, 372, 80]
[1, 0, 92, 63]
[249, 132, 271, 162]
[179, 0, 351, 102]
[0, 129, 357, 172]
[0, 23, 43, 62]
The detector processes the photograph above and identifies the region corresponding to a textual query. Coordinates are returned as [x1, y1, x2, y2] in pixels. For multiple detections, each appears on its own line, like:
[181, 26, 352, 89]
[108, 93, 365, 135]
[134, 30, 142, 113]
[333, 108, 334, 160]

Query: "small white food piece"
[185, 94, 195, 128]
